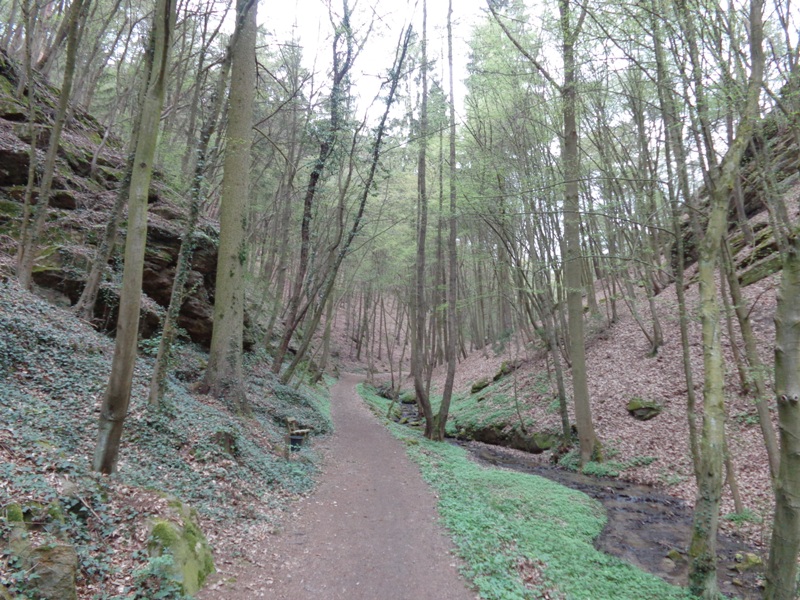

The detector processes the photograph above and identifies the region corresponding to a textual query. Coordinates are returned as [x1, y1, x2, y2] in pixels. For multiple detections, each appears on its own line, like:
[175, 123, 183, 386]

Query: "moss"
[150, 520, 180, 547]
[47, 502, 65, 523]
[147, 502, 214, 596]
[6, 503, 24, 523]
[626, 398, 663, 421]
[471, 378, 491, 394]
[739, 254, 782, 287]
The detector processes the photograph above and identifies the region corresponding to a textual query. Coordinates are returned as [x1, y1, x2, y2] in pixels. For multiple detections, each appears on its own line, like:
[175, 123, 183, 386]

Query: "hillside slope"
[0, 281, 330, 598]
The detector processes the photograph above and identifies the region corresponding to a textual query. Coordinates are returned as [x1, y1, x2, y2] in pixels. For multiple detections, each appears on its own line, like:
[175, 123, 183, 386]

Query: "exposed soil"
[198, 373, 476, 600]
[465, 441, 764, 599]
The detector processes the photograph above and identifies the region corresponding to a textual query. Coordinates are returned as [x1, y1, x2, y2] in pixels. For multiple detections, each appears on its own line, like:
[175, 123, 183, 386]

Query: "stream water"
[462, 442, 764, 599]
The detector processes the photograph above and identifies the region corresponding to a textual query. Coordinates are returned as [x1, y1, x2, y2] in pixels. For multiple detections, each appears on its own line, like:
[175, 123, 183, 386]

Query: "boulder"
[471, 377, 490, 394]
[626, 398, 663, 421]
[147, 501, 214, 596]
[28, 544, 79, 600]
[492, 359, 523, 382]
[399, 390, 416, 404]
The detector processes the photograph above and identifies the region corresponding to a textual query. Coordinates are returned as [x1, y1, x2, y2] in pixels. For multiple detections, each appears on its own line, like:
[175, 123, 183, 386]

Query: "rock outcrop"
[0, 46, 221, 348]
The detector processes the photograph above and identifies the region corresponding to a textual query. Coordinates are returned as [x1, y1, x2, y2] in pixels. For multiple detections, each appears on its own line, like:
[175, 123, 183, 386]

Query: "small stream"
[461, 441, 764, 599]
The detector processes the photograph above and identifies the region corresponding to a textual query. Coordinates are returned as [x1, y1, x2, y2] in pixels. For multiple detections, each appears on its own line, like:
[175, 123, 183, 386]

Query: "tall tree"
[488, 0, 597, 464]
[684, 0, 764, 595]
[411, 0, 436, 438]
[93, 0, 176, 474]
[16, 0, 88, 289]
[766, 232, 800, 600]
[201, 0, 257, 408]
[434, 0, 458, 441]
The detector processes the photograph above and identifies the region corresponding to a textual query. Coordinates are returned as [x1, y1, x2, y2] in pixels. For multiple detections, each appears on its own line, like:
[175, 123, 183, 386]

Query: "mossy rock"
[739, 254, 782, 287]
[147, 502, 214, 596]
[626, 398, 663, 421]
[31, 544, 79, 600]
[5, 503, 24, 523]
[471, 378, 491, 394]
[733, 552, 763, 572]
[398, 390, 416, 404]
[531, 431, 561, 451]
[492, 359, 522, 382]
[7, 533, 78, 600]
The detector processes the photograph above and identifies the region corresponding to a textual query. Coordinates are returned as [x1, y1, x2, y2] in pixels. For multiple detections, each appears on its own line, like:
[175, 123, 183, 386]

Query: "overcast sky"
[265, 0, 487, 118]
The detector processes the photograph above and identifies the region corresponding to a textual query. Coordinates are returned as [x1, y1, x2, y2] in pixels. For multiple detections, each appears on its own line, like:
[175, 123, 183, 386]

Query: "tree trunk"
[16, 0, 86, 289]
[765, 233, 800, 600]
[686, 0, 763, 592]
[435, 0, 458, 442]
[93, 0, 175, 474]
[559, 0, 596, 465]
[201, 0, 256, 409]
[148, 46, 231, 407]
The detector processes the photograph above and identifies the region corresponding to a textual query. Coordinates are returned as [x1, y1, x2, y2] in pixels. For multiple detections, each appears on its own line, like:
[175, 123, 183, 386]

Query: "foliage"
[0, 281, 330, 595]
[559, 450, 656, 478]
[722, 509, 763, 525]
[360, 385, 689, 600]
[130, 553, 188, 600]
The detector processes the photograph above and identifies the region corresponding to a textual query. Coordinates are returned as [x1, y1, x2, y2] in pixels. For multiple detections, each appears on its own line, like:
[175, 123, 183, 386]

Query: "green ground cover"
[360, 384, 691, 600]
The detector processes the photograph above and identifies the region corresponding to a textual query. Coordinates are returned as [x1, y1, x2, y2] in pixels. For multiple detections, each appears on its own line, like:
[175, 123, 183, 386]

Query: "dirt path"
[199, 373, 476, 600]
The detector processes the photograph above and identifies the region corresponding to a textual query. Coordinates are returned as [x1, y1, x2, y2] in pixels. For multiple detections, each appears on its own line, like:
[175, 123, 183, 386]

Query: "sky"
[264, 0, 487, 118]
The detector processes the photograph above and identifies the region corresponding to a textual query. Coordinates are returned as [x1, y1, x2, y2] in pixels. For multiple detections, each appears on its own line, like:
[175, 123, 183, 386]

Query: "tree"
[16, 0, 88, 289]
[488, 0, 597, 464]
[201, 0, 257, 408]
[434, 0, 458, 442]
[94, 0, 176, 474]
[766, 232, 800, 599]
[682, 0, 764, 594]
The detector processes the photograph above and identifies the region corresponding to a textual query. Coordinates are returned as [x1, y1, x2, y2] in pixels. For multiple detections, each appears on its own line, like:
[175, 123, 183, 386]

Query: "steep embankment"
[0, 46, 223, 347]
[0, 281, 331, 598]
[0, 47, 330, 599]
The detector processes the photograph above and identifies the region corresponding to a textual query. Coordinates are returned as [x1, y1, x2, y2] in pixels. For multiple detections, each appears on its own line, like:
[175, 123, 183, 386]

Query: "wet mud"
[464, 442, 764, 599]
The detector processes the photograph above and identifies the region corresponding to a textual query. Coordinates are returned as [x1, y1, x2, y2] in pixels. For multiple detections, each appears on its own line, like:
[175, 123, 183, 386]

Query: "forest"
[1, 0, 799, 597]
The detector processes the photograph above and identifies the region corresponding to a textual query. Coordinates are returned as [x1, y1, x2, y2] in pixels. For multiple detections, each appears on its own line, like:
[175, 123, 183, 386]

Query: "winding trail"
[200, 373, 475, 599]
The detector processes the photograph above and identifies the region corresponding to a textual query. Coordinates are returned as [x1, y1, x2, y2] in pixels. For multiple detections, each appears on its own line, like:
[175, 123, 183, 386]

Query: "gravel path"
[199, 373, 476, 599]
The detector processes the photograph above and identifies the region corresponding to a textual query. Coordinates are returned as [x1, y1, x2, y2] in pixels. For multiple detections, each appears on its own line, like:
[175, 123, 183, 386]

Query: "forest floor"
[197, 373, 477, 600]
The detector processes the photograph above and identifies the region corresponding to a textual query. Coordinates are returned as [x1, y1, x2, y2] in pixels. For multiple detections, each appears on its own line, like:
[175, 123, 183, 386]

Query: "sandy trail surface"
[199, 373, 476, 599]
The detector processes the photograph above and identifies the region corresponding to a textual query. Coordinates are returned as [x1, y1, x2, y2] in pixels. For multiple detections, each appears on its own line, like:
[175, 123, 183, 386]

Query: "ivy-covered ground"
[360, 384, 692, 600]
[0, 281, 331, 598]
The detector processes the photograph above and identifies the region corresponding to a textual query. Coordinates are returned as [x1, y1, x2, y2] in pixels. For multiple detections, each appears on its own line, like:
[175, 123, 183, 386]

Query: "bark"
[559, 0, 596, 465]
[411, 0, 435, 438]
[16, 0, 87, 289]
[434, 0, 458, 442]
[686, 0, 763, 593]
[765, 233, 800, 600]
[201, 0, 256, 409]
[94, 0, 174, 474]
[148, 47, 231, 407]
[722, 242, 780, 479]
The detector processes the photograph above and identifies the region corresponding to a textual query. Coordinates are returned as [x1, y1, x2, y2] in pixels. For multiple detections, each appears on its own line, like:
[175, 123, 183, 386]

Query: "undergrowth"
[360, 385, 691, 600]
[0, 281, 330, 597]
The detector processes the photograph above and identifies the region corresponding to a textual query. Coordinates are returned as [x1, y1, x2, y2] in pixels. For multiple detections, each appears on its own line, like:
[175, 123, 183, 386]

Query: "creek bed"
[460, 441, 764, 599]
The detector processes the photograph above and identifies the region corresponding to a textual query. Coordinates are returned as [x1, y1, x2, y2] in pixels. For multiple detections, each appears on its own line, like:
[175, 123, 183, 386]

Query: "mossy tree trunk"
[93, 0, 175, 474]
[685, 0, 763, 594]
[16, 0, 87, 290]
[411, 0, 435, 438]
[148, 46, 231, 407]
[201, 0, 256, 409]
[765, 233, 800, 600]
[435, 0, 458, 442]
